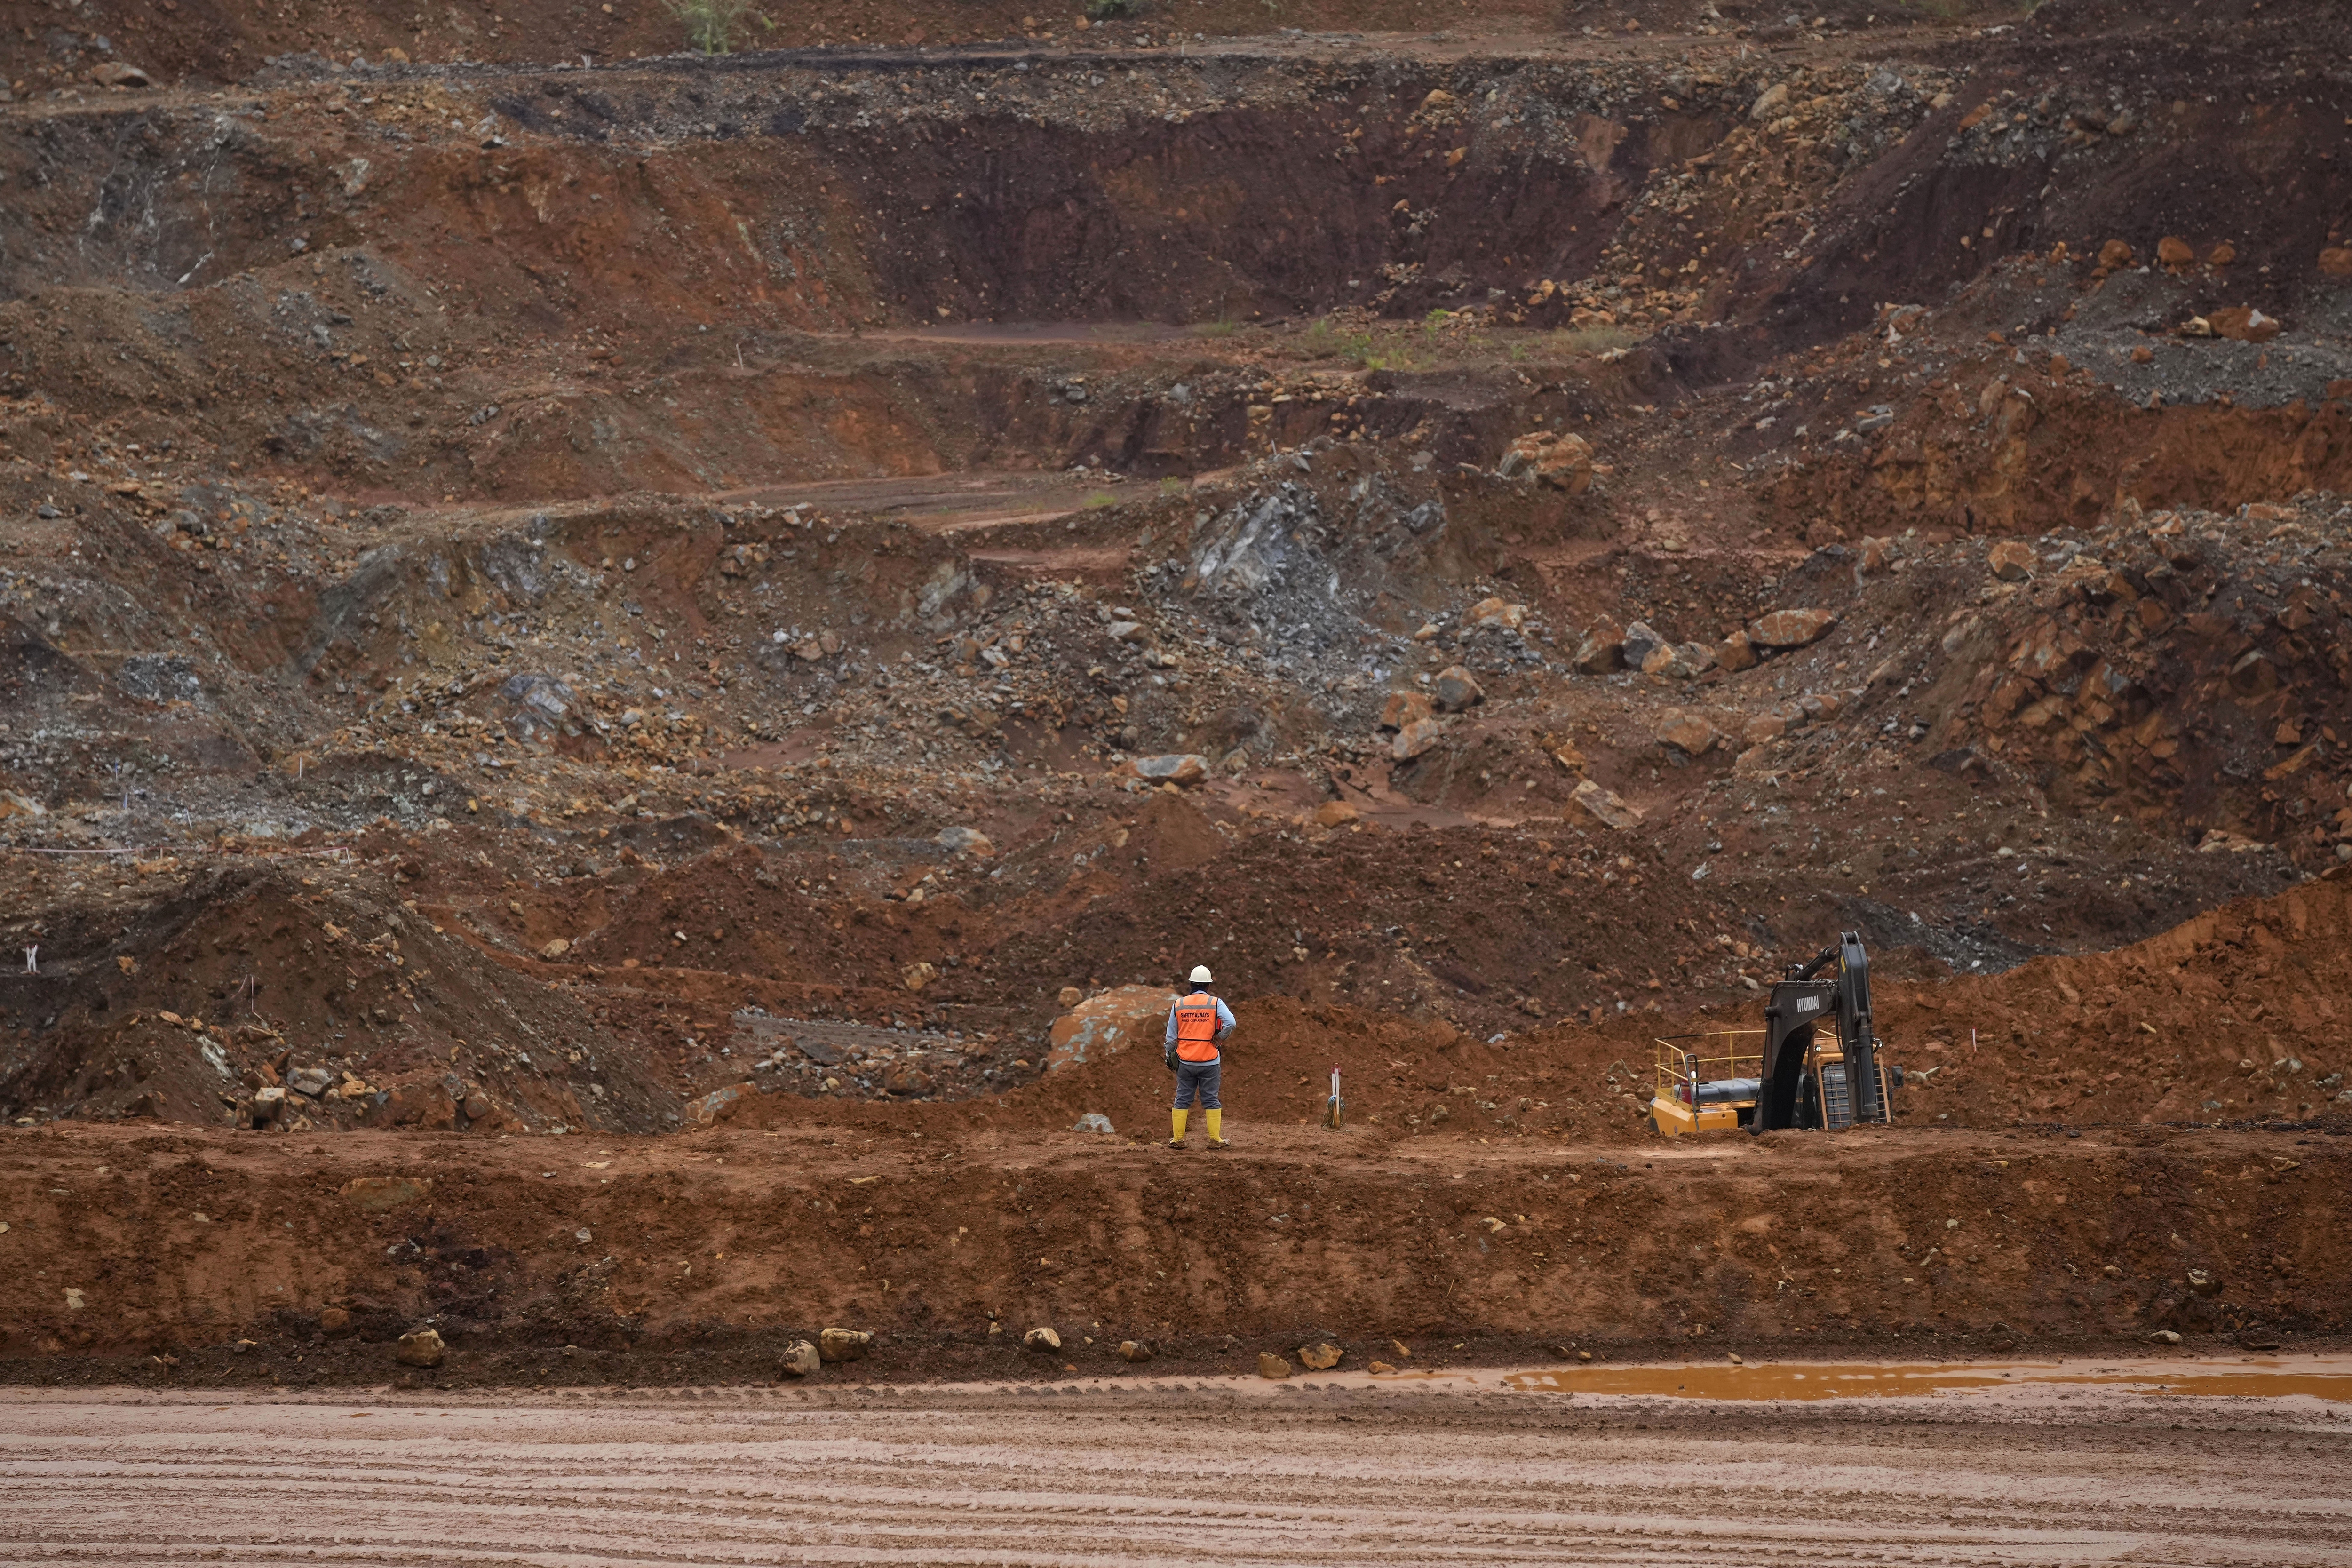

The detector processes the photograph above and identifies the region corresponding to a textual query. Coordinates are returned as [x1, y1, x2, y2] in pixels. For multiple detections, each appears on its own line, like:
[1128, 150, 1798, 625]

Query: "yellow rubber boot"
[1206, 1110, 1227, 1149]
[1169, 1109, 1189, 1148]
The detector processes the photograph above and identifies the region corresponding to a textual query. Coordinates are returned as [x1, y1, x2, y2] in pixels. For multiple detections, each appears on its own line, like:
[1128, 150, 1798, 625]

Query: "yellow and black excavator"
[1648, 932, 1902, 1137]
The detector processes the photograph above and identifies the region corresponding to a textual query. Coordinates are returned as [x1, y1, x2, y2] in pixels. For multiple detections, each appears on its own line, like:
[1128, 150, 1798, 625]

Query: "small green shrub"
[665, 0, 767, 54]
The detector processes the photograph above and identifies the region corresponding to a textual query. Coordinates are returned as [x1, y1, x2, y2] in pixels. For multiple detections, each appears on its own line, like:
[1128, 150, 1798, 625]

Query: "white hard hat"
[1189, 964, 1213, 984]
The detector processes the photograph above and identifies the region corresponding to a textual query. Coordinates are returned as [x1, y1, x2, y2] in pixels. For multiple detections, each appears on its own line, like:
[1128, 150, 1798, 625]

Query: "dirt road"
[3, 1376, 2346, 1566]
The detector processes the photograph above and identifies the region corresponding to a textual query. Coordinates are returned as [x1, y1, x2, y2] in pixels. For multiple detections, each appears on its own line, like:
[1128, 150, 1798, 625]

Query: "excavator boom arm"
[1754, 931, 1890, 1132]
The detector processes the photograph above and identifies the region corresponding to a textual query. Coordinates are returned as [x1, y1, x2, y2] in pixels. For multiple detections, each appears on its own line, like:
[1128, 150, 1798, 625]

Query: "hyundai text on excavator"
[1647, 932, 1904, 1137]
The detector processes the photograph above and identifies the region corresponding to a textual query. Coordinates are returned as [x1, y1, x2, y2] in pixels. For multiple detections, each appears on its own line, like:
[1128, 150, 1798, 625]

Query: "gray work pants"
[1171, 1058, 1222, 1109]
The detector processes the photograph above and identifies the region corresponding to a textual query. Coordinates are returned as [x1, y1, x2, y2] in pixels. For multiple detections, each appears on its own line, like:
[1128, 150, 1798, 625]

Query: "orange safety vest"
[1173, 993, 1224, 1063]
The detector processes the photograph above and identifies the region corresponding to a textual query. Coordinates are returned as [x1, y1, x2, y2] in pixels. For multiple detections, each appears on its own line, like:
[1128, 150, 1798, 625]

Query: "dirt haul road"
[2, 1379, 2347, 1567]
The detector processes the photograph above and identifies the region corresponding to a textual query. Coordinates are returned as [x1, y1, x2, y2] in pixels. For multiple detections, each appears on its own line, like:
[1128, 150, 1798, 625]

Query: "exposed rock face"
[1045, 985, 1178, 1071]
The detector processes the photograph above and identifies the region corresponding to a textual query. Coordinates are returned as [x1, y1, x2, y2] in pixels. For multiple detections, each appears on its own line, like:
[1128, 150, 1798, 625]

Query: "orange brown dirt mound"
[0, 1118, 2340, 1385]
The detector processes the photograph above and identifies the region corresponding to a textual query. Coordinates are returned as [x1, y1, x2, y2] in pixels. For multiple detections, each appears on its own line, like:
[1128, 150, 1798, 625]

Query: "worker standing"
[1165, 964, 1235, 1150]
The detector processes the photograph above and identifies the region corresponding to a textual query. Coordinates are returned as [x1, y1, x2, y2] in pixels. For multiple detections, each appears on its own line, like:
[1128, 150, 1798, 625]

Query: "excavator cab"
[1647, 931, 1902, 1137]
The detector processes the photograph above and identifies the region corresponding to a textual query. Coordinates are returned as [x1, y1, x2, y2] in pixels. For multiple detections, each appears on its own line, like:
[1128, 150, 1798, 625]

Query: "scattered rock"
[1749, 81, 1789, 120]
[1494, 431, 1593, 493]
[317, 1307, 351, 1333]
[1392, 716, 1444, 761]
[394, 1328, 445, 1368]
[2147, 1329, 2183, 1345]
[1572, 619, 1626, 674]
[1654, 712, 1721, 758]
[1297, 1341, 1342, 1370]
[1465, 597, 1527, 630]
[1741, 714, 1788, 747]
[1312, 800, 1360, 828]
[901, 961, 938, 992]
[2207, 305, 2280, 342]
[497, 673, 577, 740]
[881, 1062, 935, 1096]
[819, 1327, 873, 1361]
[2186, 1268, 2220, 1296]
[1621, 620, 1668, 670]
[936, 825, 996, 857]
[1388, 1338, 1413, 1361]
[538, 938, 571, 960]
[90, 61, 154, 88]
[1257, 1351, 1292, 1379]
[340, 1176, 430, 1212]
[1640, 642, 1716, 680]
[2320, 247, 2352, 279]
[461, 1093, 492, 1121]
[1125, 754, 1209, 786]
[1432, 666, 1484, 713]
[1071, 1112, 1114, 1133]
[1378, 690, 1433, 730]
[2096, 238, 2135, 271]
[1367, 1360, 1396, 1375]
[2156, 235, 2195, 269]
[1025, 1326, 1062, 1352]
[778, 1339, 823, 1377]
[1746, 608, 1837, 650]
[1118, 1339, 1154, 1362]
[1564, 778, 1643, 830]
[1988, 540, 2036, 581]
[1716, 629, 1759, 672]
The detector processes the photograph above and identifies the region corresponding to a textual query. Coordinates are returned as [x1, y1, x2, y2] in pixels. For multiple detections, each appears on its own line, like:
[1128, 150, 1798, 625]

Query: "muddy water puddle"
[1500, 1355, 2352, 1402]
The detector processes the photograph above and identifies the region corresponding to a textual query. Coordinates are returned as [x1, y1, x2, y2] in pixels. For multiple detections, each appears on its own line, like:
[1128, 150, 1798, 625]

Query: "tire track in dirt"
[1, 1389, 2346, 1566]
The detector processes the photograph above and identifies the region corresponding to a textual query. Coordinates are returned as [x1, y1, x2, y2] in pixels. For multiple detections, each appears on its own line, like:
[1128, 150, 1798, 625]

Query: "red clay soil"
[5, 865, 2350, 1388]
[0, 1116, 2336, 1389]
